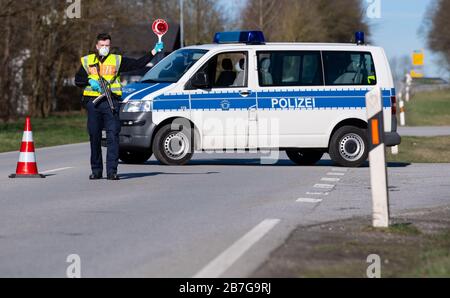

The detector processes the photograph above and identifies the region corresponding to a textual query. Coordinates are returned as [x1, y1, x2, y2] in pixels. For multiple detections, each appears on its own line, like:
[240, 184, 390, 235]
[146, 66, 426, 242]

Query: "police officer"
[75, 33, 164, 180]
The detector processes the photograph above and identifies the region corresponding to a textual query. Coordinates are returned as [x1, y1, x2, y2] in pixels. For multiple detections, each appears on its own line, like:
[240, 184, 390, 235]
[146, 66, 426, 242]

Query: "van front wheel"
[286, 149, 324, 165]
[153, 123, 194, 165]
[329, 126, 368, 167]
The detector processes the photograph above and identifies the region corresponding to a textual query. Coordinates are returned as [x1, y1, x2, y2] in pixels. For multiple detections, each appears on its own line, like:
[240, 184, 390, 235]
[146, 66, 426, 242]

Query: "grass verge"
[252, 207, 450, 278]
[387, 136, 450, 163]
[0, 112, 88, 153]
[404, 89, 450, 126]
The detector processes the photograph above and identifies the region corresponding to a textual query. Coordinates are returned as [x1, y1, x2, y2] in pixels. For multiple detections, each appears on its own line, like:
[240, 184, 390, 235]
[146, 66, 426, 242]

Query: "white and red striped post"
[405, 86, 410, 102]
[366, 88, 390, 228]
[399, 100, 406, 126]
[9, 117, 45, 178]
[405, 73, 412, 102]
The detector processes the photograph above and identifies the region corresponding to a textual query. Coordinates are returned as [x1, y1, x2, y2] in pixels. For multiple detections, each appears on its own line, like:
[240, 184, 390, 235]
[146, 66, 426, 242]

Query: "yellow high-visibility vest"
[81, 54, 123, 97]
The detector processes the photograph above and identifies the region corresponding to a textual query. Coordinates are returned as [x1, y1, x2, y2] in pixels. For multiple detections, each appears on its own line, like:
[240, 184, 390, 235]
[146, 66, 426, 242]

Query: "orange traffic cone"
[9, 117, 45, 178]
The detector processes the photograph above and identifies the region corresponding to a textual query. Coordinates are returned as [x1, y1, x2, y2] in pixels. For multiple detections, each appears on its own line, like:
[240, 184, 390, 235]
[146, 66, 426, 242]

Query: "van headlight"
[122, 100, 152, 112]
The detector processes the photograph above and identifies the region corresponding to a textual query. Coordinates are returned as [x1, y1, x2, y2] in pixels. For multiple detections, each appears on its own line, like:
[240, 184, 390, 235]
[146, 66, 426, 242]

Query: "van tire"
[119, 150, 152, 164]
[152, 123, 194, 165]
[329, 126, 368, 167]
[286, 149, 323, 165]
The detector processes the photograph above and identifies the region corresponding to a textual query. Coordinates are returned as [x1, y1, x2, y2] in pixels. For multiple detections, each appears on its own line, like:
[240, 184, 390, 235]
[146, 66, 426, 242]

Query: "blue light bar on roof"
[355, 31, 365, 45]
[213, 31, 266, 44]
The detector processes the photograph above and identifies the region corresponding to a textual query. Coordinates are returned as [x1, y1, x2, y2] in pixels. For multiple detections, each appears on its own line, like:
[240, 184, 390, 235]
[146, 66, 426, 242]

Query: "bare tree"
[0, 0, 229, 121]
[315, 0, 369, 43]
[241, 0, 284, 41]
[424, 0, 450, 73]
[278, 0, 328, 42]
[0, 0, 27, 121]
[183, 0, 226, 45]
[241, 0, 369, 43]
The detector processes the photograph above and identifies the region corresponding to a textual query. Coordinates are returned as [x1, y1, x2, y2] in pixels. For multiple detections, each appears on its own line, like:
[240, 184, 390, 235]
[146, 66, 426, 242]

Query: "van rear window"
[322, 51, 377, 86]
[257, 51, 323, 87]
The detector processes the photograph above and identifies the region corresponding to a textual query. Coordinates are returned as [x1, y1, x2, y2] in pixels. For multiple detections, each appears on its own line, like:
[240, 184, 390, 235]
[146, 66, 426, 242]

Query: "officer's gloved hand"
[89, 79, 102, 93]
[153, 42, 164, 53]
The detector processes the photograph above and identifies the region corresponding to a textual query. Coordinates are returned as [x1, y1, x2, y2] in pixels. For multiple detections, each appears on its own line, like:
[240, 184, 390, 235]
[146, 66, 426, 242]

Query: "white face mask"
[98, 46, 110, 57]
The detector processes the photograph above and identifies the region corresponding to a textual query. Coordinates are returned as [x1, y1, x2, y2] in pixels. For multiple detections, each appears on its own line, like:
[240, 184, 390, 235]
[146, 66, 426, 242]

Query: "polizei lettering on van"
[271, 97, 316, 109]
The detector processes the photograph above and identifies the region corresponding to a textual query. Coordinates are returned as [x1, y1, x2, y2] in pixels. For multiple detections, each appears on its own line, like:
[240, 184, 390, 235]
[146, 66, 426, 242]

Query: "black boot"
[107, 173, 120, 180]
[89, 173, 103, 180]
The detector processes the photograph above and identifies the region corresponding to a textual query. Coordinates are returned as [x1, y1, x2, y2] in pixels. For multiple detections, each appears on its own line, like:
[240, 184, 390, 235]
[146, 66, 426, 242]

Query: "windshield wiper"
[140, 79, 161, 83]
[141, 79, 176, 84]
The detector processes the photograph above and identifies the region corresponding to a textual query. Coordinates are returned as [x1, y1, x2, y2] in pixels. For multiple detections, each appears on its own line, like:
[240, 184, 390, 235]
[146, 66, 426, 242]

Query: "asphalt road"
[1, 143, 449, 277]
[398, 126, 450, 136]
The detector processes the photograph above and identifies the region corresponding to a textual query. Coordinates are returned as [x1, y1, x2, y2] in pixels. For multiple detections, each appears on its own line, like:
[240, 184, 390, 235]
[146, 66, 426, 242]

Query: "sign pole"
[366, 87, 390, 228]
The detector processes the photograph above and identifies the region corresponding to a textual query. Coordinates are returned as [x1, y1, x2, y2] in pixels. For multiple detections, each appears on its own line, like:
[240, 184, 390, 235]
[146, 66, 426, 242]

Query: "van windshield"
[141, 49, 208, 83]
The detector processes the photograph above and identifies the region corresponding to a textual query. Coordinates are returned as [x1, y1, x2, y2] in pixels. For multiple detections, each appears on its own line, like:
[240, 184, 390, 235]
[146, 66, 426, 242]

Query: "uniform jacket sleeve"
[119, 52, 155, 73]
[75, 52, 155, 88]
[75, 66, 89, 88]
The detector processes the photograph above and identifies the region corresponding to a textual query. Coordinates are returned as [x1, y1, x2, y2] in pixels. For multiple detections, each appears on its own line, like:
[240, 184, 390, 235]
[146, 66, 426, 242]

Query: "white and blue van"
[118, 31, 400, 167]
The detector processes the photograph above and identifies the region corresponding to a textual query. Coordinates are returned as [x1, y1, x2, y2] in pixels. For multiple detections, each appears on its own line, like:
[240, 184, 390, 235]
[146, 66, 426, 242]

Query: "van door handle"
[240, 91, 251, 97]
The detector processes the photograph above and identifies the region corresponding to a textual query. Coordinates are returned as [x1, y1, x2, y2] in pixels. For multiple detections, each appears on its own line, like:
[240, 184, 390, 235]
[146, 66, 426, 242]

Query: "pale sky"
[368, 0, 443, 77]
[218, 0, 445, 78]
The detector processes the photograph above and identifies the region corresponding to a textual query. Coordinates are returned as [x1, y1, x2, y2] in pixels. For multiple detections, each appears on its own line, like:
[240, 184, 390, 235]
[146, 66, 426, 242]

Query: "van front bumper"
[119, 111, 155, 152]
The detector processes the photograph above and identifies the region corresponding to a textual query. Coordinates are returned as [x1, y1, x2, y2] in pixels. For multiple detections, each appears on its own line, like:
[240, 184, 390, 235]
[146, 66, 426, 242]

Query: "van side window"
[257, 51, 323, 87]
[323, 51, 377, 85]
[214, 52, 247, 88]
[189, 52, 248, 89]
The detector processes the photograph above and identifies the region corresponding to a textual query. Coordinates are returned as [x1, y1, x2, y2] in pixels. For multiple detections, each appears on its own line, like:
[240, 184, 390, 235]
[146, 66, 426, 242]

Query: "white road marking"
[296, 198, 322, 203]
[321, 177, 340, 182]
[332, 168, 348, 172]
[40, 167, 74, 174]
[314, 183, 335, 189]
[193, 219, 280, 278]
[327, 172, 345, 176]
[306, 191, 330, 196]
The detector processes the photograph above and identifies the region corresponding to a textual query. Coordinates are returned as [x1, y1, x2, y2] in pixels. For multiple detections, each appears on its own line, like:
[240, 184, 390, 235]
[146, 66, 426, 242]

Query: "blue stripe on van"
[122, 83, 151, 98]
[191, 98, 256, 110]
[151, 89, 392, 111]
[153, 99, 190, 110]
[124, 83, 172, 100]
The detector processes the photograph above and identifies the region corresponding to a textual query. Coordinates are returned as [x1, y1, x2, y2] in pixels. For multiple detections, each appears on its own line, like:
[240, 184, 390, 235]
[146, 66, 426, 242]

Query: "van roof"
[183, 42, 380, 51]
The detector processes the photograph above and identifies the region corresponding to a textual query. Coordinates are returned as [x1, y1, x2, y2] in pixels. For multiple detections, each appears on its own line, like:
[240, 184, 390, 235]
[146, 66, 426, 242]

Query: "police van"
[118, 31, 400, 167]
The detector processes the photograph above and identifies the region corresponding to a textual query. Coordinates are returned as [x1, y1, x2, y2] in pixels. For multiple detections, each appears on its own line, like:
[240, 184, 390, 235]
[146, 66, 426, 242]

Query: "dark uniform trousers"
[84, 95, 121, 176]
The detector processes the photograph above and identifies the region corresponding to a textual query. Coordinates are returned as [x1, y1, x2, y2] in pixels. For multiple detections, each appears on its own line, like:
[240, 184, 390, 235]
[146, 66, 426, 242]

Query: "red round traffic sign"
[152, 19, 169, 37]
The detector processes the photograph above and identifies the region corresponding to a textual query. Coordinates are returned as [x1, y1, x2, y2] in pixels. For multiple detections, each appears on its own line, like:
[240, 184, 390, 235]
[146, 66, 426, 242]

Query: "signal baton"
[152, 19, 169, 44]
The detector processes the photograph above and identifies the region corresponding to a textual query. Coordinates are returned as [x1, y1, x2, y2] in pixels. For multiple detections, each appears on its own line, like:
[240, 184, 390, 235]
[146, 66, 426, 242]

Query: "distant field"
[0, 112, 88, 153]
[404, 89, 450, 126]
[387, 136, 450, 163]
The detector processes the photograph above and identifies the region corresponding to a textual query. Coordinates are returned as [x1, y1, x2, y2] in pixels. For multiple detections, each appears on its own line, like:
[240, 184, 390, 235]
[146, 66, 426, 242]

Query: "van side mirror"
[191, 72, 210, 89]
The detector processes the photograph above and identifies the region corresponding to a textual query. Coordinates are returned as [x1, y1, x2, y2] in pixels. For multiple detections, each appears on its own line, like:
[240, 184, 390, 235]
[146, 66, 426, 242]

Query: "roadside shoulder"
[252, 205, 450, 278]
